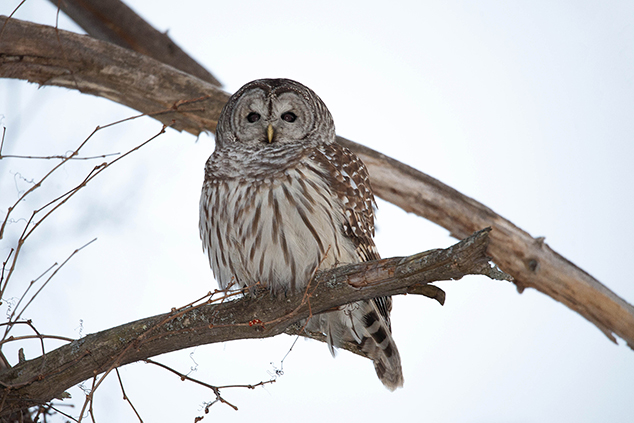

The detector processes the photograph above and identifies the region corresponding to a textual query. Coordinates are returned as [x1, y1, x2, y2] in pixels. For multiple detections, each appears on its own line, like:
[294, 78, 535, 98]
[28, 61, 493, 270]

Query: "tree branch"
[48, 0, 222, 87]
[0, 15, 229, 133]
[1, 15, 632, 349]
[0, 228, 493, 415]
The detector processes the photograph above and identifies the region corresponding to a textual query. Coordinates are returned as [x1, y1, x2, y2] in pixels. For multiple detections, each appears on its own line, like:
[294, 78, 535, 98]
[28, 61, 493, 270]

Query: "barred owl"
[199, 78, 403, 390]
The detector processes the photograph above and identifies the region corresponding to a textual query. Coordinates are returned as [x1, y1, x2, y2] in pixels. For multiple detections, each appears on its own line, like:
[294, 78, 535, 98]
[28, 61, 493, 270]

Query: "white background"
[1, 1, 633, 422]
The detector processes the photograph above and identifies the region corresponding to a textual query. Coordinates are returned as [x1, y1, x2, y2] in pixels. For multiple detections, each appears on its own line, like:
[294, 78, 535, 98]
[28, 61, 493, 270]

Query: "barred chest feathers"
[199, 146, 359, 293]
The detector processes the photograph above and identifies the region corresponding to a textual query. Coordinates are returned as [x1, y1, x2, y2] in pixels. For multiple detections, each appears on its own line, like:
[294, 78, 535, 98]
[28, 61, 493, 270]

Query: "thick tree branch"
[0, 229, 493, 415]
[48, 0, 222, 87]
[0, 16, 229, 133]
[1, 15, 632, 349]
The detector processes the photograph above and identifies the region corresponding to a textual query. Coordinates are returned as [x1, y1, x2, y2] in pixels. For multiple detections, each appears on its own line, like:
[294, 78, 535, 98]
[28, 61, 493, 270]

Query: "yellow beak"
[267, 123, 274, 143]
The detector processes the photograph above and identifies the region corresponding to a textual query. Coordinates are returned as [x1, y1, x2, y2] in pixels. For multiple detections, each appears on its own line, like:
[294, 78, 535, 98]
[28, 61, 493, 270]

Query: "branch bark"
[48, 0, 222, 87]
[0, 15, 229, 133]
[1, 15, 633, 348]
[0, 229, 493, 415]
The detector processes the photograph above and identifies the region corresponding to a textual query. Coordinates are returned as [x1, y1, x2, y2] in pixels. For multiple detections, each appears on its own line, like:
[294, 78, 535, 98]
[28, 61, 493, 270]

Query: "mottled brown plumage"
[199, 78, 403, 390]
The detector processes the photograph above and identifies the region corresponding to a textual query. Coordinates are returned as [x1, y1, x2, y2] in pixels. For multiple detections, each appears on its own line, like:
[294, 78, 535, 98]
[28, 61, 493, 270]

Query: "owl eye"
[246, 112, 261, 123]
[281, 112, 297, 123]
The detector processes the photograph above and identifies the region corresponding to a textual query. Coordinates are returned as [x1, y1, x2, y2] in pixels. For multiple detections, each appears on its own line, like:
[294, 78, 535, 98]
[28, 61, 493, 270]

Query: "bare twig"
[2, 239, 98, 341]
[0, 153, 121, 160]
[0, 126, 6, 156]
[0, 320, 48, 371]
[0, 0, 26, 39]
[0, 333, 75, 347]
[144, 359, 243, 411]
[0, 125, 96, 241]
[0, 249, 13, 296]
[6, 262, 58, 323]
[76, 375, 97, 423]
[114, 368, 143, 423]
[49, 404, 79, 422]
[0, 120, 168, 303]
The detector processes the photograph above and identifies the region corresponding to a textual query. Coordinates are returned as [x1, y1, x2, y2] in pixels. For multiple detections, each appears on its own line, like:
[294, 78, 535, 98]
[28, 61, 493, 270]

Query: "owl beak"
[267, 123, 274, 143]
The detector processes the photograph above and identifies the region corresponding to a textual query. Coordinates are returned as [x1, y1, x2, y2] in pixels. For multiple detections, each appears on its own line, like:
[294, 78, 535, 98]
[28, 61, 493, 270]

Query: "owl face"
[216, 79, 335, 149]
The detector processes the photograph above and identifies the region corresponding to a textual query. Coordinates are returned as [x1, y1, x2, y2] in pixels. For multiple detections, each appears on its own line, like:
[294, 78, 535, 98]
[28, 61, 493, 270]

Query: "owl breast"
[200, 155, 358, 293]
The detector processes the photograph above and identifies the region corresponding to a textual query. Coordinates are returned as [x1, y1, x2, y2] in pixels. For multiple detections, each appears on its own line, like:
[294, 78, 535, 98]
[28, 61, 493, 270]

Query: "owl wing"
[311, 142, 393, 327]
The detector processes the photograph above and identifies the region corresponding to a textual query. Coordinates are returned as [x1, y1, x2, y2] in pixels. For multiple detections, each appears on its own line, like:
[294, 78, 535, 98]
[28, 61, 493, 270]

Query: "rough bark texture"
[1, 15, 633, 348]
[48, 0, 222, 86]
[0, 229, 493, 415]
[0, 15, 229, 133]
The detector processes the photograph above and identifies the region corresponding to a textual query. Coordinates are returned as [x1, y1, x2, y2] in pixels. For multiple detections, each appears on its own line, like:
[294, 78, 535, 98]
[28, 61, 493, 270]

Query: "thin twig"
[77, 374, 97, 423]
[0, 333, 75, 347]
[115, 368, 143, 423]
[0, 0, 26, 39]
[0, 248, 13, 293]
[144, 359, 224, 393]
[176, 291, 214, 311]
[0, 126, 95, 240]
[0, 123, 167, 304]
[275, 335, 300, 377]
[0, 124, 103, 296]
[49, 405, 79, 422]
[215, 380, 278, 390]
[0, 153, 121, 160]
[144, 358, 278, 412]
[3, 262, 59, 336]
[2, 239, 97, 341]
[0, 320, 49, 368]
[0, 126, 6, 156]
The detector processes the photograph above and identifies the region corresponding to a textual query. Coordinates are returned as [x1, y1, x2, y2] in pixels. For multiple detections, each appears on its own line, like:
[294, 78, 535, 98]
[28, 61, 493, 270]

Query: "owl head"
[215, 79, 336, 150]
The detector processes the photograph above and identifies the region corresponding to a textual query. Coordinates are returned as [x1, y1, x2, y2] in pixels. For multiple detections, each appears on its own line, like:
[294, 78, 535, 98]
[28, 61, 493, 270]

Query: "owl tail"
[316, 299, 404, 391]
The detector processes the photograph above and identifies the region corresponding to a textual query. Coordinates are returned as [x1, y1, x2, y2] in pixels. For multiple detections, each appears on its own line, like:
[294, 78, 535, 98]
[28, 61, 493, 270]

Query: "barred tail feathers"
[313, 300, 403, 391]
